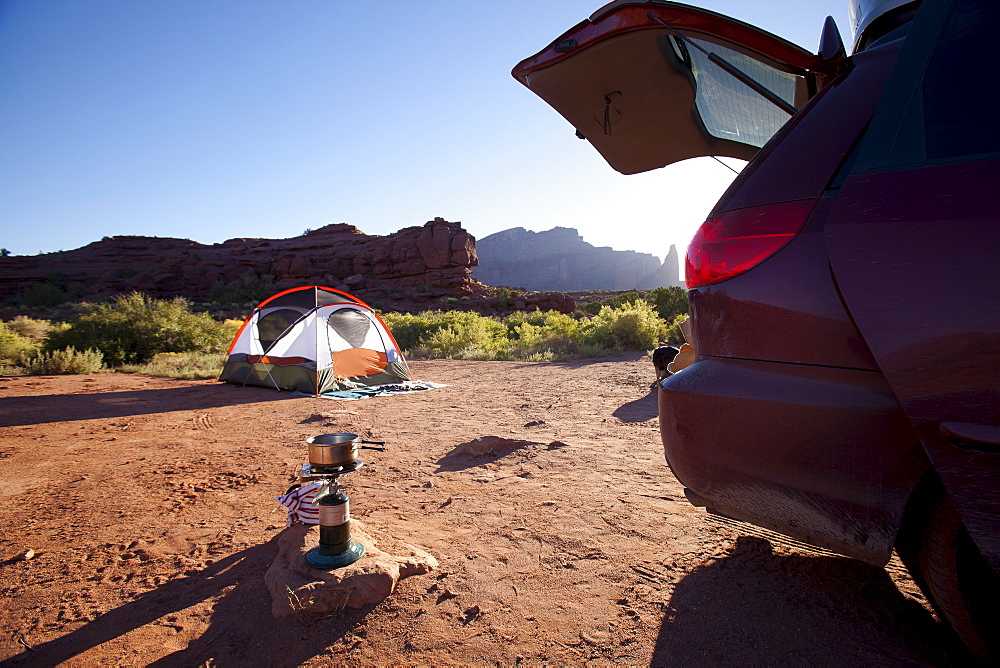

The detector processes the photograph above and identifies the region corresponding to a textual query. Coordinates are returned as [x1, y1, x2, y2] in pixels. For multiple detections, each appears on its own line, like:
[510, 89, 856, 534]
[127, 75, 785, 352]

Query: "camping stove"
[300, 460, 365, 570]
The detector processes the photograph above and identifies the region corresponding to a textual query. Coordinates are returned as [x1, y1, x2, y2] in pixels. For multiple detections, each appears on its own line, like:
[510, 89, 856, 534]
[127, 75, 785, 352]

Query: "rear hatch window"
[512, 0, 823, 174]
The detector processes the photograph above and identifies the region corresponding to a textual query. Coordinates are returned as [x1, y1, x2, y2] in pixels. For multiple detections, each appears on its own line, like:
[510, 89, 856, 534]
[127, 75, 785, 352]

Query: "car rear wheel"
[914, 491, 999, 661]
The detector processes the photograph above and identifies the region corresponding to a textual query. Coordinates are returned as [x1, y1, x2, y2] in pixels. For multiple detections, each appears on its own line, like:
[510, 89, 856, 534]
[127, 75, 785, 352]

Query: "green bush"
[507, 311, 583, 358]
[614, 291, 643, 308]
[22, 282, 67, 307]
[209, 270, 275, 305]
[25, 346, 104, 374]
[411, 312, 507, 359]
[583, 300, 668, 350]
[45, 292, 233, 366]
[493, 286, 524, 311]
[663, 313, 689, 345]
[381, 305, 662, 361]
[647, 286, 688, 322]
[0, 321, 38, 365]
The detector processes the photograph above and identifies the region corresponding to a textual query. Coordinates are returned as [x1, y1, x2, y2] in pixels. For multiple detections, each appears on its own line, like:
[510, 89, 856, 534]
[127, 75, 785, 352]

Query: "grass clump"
[118, 352, 228, 379]
[25, 347, 104, 374]
[6, 316, 52, 341]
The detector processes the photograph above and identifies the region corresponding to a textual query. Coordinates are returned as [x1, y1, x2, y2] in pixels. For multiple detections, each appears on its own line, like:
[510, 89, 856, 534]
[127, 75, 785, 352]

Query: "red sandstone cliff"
[0, 218, 576, 314]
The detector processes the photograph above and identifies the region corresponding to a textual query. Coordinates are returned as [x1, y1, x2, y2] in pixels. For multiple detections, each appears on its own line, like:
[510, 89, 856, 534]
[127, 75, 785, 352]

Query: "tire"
[916, 491, 999, 661]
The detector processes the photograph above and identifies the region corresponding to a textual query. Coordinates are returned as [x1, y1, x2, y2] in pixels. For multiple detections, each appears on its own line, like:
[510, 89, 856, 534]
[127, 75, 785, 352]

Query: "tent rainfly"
[218, 286, 410, 396]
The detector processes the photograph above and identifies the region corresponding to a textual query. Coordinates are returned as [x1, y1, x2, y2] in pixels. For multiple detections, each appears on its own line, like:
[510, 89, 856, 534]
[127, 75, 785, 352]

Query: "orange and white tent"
[218, 286, 410, 395]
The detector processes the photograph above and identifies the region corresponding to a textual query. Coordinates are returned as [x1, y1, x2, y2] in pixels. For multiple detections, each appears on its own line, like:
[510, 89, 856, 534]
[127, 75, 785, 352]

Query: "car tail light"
[685, 199, 817, 288]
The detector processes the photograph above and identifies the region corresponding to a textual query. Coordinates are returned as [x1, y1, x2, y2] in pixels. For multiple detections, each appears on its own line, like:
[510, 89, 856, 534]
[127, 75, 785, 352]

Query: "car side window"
[919, 0, 1000, 160]
[860, 0, 999, 169]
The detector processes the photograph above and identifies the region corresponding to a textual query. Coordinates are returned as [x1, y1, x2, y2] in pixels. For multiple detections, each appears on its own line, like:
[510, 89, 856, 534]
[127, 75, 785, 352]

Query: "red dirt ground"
[0, 355, 970, 665]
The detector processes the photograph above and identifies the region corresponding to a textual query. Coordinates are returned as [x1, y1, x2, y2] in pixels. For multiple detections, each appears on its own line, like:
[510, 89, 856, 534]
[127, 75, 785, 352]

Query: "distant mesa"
[473, 226, 682, 291]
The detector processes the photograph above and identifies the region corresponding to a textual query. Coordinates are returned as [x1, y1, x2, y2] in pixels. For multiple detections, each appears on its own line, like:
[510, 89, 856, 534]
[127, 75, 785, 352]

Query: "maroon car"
[514, 0, 998, 657]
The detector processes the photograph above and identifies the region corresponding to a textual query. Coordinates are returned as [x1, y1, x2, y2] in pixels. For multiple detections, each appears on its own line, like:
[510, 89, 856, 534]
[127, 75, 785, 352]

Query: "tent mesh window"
[327, 309, 372, 348]
[256, 309, 304, 350]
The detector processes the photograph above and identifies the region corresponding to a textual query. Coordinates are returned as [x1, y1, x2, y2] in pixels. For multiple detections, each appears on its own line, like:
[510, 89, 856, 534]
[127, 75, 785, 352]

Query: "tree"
[647, 286, 688, 322]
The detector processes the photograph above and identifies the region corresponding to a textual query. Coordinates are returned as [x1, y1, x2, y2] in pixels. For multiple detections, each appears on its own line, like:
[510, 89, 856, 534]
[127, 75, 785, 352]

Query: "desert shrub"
[582, 301, 603, 316]
[45, 292, 233, 366]
[22, 282, 67, 307]
[0, 321, 39, 365]
[118, 351, 227, 379]
[209, 270, 275, 305]
[583, 300, 668, 350]
[379, 312, 441, 351]
[647, 286, 688, 322]
[493, 286, 524, 311]
[506, 311, 584, 358]
[6, 316, 52, 341]
[25, 346, 104, 374]
[663, 313, 689, 345]
[220, 318, 243, 340]
[382, 303, 668, 360]
[411, 313, 507, 359]
[614, 291, 643, 308]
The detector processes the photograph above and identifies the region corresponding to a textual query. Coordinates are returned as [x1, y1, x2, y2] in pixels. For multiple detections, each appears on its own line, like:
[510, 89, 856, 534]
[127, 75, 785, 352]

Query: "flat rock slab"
[264, 521, 437, 617]
[452, 435, 540, 457]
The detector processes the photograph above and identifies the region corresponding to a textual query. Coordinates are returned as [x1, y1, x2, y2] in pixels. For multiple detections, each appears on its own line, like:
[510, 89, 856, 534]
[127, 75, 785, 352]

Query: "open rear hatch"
[512, 0, 825, 174]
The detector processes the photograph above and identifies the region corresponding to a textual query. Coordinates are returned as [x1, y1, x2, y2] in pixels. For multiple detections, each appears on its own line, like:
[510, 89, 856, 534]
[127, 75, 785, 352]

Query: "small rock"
[15, 549, 35, 561]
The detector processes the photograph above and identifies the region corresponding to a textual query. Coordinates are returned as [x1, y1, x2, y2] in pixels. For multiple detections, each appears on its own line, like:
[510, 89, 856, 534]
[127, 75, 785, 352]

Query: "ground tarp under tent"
[219, 286, 412, 396]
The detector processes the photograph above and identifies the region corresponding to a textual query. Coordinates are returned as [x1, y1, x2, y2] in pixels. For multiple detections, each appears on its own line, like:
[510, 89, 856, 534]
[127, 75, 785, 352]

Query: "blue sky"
[0, 0, 852, 270]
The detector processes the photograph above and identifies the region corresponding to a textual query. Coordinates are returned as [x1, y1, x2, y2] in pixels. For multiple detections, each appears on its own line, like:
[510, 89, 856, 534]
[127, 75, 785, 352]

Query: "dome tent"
[219, 286, 410, 396]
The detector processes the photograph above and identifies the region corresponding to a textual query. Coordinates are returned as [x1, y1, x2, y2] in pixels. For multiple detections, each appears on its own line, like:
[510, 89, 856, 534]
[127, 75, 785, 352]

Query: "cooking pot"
[307, 433, 386, 467]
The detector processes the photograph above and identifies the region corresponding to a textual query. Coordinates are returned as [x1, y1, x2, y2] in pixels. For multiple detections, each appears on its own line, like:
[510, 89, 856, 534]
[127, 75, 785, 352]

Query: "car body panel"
[689, 196, 879, 370]
[659, 357, 929, 564]
[823, 0, 1000, 569]
[825, 161, 1000, 569]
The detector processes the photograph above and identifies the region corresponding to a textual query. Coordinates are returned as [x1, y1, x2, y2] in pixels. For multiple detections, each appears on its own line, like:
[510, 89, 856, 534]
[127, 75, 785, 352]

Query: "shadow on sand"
[0, 383, 298, 428]
[2, 533, 371, 666]
[649, 536, 967, 666]
[613, 388, 658, 423]
[434, 437, 543, 473]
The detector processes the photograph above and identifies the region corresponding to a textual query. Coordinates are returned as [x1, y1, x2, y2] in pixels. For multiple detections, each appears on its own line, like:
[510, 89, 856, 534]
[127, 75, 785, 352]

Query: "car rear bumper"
[658, 356, 929, 564]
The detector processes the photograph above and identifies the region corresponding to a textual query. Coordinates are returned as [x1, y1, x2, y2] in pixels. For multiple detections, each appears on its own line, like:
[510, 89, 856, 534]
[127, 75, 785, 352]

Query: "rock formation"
[265, 521, 437, 618]
[473, 227, 682, 291]
[0, 217, 487, 311]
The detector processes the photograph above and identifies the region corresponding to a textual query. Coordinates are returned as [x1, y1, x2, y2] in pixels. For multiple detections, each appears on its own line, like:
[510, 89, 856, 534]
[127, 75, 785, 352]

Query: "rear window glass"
[669, 36, 800, 148]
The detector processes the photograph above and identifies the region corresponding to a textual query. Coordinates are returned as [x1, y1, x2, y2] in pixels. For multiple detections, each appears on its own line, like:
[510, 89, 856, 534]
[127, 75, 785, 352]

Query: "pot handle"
[358, 440, 386, 450]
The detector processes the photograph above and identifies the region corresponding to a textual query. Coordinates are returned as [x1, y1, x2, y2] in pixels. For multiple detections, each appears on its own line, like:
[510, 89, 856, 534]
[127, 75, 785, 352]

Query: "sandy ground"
[0, 355, 970, 666]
